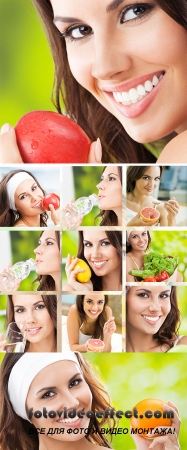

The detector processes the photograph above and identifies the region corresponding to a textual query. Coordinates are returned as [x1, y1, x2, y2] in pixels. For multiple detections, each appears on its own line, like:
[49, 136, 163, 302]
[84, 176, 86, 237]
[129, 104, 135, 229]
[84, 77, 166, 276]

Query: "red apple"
[15, 110, 91, 163]
[42, 193, 60, 211]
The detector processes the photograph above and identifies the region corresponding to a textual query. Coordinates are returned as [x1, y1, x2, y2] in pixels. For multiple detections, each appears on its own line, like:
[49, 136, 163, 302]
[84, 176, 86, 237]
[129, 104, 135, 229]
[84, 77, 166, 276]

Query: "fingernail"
[95, 137, 102, 162]
[1, 123, 12, 134]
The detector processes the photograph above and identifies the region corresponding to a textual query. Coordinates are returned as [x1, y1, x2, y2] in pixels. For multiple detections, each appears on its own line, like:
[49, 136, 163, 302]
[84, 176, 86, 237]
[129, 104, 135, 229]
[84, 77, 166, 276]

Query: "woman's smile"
[52, 0, 187, 143]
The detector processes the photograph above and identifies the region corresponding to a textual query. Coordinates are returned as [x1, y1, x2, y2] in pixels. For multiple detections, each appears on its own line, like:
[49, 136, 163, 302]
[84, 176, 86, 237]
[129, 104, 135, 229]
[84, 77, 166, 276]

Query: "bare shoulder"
[178, 336, 187, 345]
[157, 131, 187, 163]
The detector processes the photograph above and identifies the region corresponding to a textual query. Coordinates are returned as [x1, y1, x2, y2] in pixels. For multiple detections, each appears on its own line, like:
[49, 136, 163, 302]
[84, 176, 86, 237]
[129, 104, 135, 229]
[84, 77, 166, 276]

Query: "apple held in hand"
[15, 111, 91, 163]
[42, 193, 60, 211]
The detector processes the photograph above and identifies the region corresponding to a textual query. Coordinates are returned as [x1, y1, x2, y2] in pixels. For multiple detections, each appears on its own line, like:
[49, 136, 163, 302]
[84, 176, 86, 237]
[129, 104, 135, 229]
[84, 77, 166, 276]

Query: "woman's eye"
[69, 378, 82, 389]
[35, 304, 45, 310]
[101, 241, 110, 246]
[121, 3, 154, 23]
[15, 308, 25, 313]
[98, 301, 104, 304]
[142, 176, 149, 180]
[46, 241, 53, 245]
[63, 25, 93, 40]
[159, 294, 169, 299]
[32, 184, 38, 191]
[84, 242, 92, 247]
[155, 177, 160, 181]
[109, 177, 116, 181]
[137, 293, 149, 298]
[20, 194, 27, 200]
[42, 391, 56, 399]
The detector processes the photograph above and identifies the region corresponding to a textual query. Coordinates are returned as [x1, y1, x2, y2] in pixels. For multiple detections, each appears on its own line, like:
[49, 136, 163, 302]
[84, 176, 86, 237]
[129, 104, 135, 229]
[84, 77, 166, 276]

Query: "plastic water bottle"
[0, 258, 35, 291]
[62, 194, 98, 229]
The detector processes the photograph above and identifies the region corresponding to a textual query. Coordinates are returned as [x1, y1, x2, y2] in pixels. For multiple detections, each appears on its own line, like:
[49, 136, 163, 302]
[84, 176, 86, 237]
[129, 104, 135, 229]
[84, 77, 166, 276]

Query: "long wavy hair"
[30, 0, 187, 163]
[6, 294, 57, 351]
[95, 167, 122, 226]
[77, 231, 122, 290]
[33, 231, 61, 290]
[76, 294, 108, 339]
[0, 170, 48, 227]
[126, 286, 181, 350]
[0, 352, 116, 450]
[127, 166, 163, 193]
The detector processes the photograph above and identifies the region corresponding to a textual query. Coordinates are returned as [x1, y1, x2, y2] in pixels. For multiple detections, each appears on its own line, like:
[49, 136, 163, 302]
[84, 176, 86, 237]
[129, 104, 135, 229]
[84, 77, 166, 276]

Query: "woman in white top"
[67, 293, 116, 352]
[126, 286, 187, 352]
[126, 166, 180, 226]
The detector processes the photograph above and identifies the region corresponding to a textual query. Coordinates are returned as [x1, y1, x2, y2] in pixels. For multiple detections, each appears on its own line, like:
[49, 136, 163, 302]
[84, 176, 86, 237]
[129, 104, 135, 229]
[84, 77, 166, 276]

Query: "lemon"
[70, 257, 91, 283]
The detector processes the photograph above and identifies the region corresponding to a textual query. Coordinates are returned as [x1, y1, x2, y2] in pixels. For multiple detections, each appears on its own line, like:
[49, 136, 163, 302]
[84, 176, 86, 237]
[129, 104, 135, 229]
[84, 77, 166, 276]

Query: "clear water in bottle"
[62, 194, 98, 229]
[0, 258, 35, 291]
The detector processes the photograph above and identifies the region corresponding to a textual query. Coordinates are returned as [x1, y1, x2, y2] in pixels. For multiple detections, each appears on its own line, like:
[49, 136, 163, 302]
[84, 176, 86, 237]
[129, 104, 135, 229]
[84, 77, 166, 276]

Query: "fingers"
[164, 199, 180, 216]
[163, 402, 181, 435]
[0, 124, 23, 163]
[104, 317, 116, 334]
[148, 433, 179, 449]
[87, 138, 102, 163]
[48, 204, 60, 225]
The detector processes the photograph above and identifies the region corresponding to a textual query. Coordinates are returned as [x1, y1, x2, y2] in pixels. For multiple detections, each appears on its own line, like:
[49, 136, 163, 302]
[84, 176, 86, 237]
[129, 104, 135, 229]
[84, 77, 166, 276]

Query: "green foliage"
[10, 231, 40, 290]
[73, 166, 103, 225]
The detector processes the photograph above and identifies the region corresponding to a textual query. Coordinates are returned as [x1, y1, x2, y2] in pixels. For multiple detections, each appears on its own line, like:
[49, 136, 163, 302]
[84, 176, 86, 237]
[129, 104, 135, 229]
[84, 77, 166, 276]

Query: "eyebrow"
[53, 0, 125, 24]
[135, 289, 171, 293]
[17, 182, 36, 199]
[36, 373, 82, 395]
[102, 172, 118, 178]
[38, 238, 56, 244]
[83, 238, 109, 243]
[14, 300, 44, 308]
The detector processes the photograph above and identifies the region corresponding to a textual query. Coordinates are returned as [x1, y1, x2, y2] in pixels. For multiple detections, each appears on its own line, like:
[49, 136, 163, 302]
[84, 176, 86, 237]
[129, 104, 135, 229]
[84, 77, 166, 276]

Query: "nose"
[96, 180, 105, 190]
[25, 311, 36, 324]
[90, 245, 101, 258]
[147, 178, 154, 188]
[34, 244, 42, 255]
[60, 391, 79, 411]
[91, 30, 132, 80]
[148, 298, 162, 312]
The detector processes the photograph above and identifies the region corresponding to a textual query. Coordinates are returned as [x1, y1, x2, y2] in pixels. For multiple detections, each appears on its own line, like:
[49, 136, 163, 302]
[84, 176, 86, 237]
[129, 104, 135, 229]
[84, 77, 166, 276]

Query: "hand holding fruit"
[64, 254, 93, 291]
[0, 111, 102, 163]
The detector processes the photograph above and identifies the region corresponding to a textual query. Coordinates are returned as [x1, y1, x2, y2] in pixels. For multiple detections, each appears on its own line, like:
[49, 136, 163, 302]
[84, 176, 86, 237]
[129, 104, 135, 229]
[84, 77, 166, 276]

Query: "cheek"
[67, 49, 94, 91]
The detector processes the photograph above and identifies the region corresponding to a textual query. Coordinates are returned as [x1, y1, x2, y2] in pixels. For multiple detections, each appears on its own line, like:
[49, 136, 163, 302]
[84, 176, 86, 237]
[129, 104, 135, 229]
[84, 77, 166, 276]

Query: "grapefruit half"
[87, 339, 105, 352]
[140, 207, 160, 224]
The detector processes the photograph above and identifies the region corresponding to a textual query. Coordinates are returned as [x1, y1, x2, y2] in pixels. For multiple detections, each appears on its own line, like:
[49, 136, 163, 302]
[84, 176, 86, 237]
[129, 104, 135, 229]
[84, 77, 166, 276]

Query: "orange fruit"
[70, 257, 91, 283]
[130, 398, 172, 438]
[87, 339, 105, 352]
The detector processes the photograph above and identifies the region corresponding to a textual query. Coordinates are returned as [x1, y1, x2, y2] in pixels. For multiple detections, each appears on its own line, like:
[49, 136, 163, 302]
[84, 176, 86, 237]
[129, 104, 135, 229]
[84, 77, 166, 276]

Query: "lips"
[141, 315, 162, 325]
[56, 410, 85, 427]
[102, 70, 165, 118]
[26, 327, 42, 335]
[89, 310, 98, 315]
[98, 195, 105, 200]
[35, 259, 43, 264]
[91, 260, 108, 269]
[32, 200, 43, 209]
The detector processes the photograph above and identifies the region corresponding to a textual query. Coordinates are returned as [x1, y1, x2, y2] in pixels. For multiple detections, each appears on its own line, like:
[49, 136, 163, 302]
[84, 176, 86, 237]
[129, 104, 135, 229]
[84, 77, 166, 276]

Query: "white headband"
[8, 352, 82, 421]
[126, 227, 147, 243]
[6, 172, 34, 210]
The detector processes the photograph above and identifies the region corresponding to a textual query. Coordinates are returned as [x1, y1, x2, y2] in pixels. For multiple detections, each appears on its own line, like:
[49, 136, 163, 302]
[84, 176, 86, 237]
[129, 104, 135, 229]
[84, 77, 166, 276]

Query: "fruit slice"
[70, 257, 91, 283]
[87, 339, 105, 352]
[140, 207, 160, 224]
[130, 398, 172, 438]
[15, 110, 91, 163]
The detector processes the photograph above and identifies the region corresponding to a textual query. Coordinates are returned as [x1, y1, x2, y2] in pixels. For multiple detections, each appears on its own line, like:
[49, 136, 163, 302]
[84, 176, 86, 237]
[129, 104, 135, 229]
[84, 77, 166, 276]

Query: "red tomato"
[42, 193, 60, 211]
[15, 111, 91, 163]
[143, 276, 157, 282]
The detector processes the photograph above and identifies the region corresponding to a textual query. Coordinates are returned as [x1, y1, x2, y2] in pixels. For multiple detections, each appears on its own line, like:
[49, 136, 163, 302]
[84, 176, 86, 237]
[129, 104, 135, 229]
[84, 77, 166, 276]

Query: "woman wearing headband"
[126, 229, 183, 283]
[126, 286, 187, 352]
[0, 352, 181, 450]
[0, 169, 60, 227]
[126, 166, 180, 227]
[0, 294, 57, 353]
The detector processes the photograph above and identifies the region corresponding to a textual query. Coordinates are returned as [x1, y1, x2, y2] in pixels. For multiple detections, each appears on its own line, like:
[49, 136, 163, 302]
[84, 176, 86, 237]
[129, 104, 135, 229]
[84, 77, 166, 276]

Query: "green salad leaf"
[129, 252, 178, 279]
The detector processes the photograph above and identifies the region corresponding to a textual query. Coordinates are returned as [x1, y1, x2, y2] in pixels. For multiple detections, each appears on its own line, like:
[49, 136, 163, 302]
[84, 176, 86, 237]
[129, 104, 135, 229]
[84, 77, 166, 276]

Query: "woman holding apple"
[0, 0, 187, 163]
[0, 169, 60, 227]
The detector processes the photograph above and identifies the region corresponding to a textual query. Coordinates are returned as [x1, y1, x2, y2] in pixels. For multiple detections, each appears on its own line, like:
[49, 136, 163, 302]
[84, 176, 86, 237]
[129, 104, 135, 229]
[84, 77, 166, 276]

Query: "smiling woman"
[0, 1, 187, 162]
[0, 170, 60, 227]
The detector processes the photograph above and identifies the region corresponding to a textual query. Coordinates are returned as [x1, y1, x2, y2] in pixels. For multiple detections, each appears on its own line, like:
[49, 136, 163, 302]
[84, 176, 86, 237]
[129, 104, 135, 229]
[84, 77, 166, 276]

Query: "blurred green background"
[84, 353, 187, 449]
[0, 0, 55, 126]
[150, 230, 187, 281]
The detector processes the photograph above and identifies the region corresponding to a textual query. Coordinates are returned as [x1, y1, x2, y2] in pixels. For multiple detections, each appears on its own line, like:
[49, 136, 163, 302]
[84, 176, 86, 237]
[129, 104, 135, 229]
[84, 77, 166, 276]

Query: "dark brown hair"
[77, 231, 122, 290]
[126, 230, 151, 253]
[0, 352, 116, 450]
[126, 286, 181, 350]
[76, 294, 109, 339]
[6, 294, 57, 351]
[127, 166, 163, 193]
[0, 170, 48, 227]
[95, 167, 122, 226]
[30, 0, 187, 163]
[33, 231, 61, 290]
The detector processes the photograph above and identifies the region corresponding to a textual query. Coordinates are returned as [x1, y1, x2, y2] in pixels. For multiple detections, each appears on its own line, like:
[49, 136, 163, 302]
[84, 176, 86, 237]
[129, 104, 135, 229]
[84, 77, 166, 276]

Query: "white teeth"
[57, 415, 79, 424]
[112, 74, 163, 105]
[152, 75, 159, 86]
[92, 261, 107, 267]
[143, 316, 160, 322]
